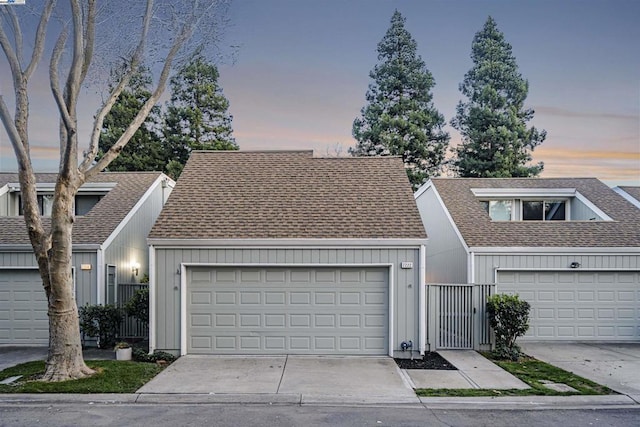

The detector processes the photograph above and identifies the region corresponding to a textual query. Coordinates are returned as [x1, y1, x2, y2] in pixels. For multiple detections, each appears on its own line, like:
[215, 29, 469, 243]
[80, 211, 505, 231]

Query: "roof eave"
[148, 238, 428, 248]
[468, 246, 640, 254]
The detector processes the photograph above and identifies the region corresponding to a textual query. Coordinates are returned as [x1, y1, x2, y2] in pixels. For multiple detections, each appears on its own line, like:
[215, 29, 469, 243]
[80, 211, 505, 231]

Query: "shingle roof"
[149, 151, 426, 240]
[430, 178, 640, 248]
[0, 172, 163, 245]
[619, 186, 640, 203]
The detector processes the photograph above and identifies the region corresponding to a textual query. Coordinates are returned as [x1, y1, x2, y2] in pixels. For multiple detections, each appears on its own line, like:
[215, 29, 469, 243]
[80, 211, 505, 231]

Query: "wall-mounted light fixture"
[569, 262, 581, 269]
[131, 261, 140, 276]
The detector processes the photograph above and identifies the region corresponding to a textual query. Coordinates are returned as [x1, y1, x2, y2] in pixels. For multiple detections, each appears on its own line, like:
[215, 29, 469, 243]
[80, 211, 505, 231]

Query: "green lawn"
[0, 360, 164, 393]
[416, 355, 614, 397]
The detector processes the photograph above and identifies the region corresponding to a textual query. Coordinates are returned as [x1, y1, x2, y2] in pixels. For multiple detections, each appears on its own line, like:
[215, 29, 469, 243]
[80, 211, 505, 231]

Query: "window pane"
[76, 195, 102, 215]
[489, 200, 512, 221]
[522, 201, 543, 220]
[545, 200, 566, 220]
[42, 195, 54, 216]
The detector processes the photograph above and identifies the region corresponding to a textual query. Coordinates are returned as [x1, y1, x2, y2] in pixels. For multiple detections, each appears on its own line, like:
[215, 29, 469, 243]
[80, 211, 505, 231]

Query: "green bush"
[132, 346, 177, 364]
[487, 294, 531, 361]
[124, 288, 149, 327]
[78, 304, 123, 349]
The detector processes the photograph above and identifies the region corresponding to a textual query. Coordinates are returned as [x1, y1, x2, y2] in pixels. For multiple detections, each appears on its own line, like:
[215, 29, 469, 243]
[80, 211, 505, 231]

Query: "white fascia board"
[614, 187, 640, 209]
[413, 179, 433, 199]
[0, 265, 39, 269]
[471, 188, 577, 198]
[7, 182, 117, 193]
[147, 238, 428, 248]
[574, 191, 613, 221]
[469, 246, 640, 254]
[102, 174, 167, 250]
[0, 184, 8, 197]
[149, 245, 156, 353]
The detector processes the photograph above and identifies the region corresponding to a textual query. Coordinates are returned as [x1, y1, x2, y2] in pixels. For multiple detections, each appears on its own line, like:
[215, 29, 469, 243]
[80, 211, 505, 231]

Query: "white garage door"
[498, 271, 640, 340]
[187, 266, 389, 355]
[0, 269, 49, 345]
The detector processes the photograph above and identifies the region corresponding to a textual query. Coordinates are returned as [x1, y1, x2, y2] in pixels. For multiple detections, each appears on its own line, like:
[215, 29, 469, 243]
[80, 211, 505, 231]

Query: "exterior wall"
[415, 186, 468, 283]
[570, 197, 601, 220]
[103, 179, 172, 287]
[0, 188, 8, 216]
[0, 249, 98, 306]
[474, 253, 640, 284]
[152, 247, 421, 356]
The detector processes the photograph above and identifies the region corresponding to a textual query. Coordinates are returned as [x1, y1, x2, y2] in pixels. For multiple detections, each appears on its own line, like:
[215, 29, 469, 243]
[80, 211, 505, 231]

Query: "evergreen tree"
[451, 16, 546, 177]
[98, 66, 166, 173]
[163, 54, 238, 178]
[351, 10, 449, 189]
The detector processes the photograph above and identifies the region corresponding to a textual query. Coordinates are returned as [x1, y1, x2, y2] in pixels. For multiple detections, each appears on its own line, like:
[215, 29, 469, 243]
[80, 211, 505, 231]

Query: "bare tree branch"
[86, 19, 191, 178]
[0, 96, 28, 167]
[50, 27, 74, 135]
[0, 15, 22, 82]
[80, 0, 95, 82]
[24, 0, 56, 80]
[1, 7, 23, 66]
[80, 0, 154, 172]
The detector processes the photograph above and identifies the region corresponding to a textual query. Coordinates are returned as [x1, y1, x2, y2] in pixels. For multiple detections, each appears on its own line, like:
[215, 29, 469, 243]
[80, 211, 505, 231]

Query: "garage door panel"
[187, 267, 388, 355]
[498, 271, 639, 341]
[0, 270, 49, 345]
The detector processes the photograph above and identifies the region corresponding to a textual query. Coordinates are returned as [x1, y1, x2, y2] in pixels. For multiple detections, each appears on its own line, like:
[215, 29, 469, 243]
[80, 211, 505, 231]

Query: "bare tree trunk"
[41, 179, 94, 381]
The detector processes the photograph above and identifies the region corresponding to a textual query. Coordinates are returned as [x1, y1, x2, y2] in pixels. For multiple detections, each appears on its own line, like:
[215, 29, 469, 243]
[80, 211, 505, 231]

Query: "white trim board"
[148, 239, 427, 248]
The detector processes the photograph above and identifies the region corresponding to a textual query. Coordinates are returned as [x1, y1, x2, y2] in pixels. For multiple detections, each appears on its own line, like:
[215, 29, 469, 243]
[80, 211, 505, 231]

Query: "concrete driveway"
[0, 346, 48, 371]
[521, 342, 640, 400]
[137, 355, 417, 403]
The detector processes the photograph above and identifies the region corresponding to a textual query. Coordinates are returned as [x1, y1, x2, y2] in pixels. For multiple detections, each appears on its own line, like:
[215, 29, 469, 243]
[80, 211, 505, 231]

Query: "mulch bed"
[394, 352, 457, 370]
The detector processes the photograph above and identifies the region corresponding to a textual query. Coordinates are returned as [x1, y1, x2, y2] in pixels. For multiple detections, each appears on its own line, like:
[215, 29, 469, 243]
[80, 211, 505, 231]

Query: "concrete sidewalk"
[402, 350, 530, 390]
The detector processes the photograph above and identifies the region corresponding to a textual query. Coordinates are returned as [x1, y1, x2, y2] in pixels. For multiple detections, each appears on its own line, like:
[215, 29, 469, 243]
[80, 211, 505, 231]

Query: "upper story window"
[472, 187, 612, 222]
[19, 194, 54, 216]
[482, 199, 567, 221]
[17, 194, 103, 216]
[522, 200, 566, 221]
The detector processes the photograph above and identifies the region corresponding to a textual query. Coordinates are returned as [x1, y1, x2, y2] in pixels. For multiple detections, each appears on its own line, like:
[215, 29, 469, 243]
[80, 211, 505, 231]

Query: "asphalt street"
[1, 403, 639, 427]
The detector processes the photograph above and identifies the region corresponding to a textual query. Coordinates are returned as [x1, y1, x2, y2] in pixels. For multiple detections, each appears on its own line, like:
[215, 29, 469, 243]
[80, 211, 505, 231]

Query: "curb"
[0, 393, 637, 409]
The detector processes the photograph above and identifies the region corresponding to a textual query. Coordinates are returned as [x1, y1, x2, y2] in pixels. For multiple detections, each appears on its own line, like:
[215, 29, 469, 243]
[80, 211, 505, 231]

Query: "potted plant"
[114, 341, 132, 361]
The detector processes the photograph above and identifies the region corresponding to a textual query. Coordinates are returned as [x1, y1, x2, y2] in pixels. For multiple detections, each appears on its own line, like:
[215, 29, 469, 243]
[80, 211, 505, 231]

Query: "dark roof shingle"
[431, 178, 640, 248]
[149, 151, 426, 240]
[0, 172, 163, 245]
[619, 186, 640, 203]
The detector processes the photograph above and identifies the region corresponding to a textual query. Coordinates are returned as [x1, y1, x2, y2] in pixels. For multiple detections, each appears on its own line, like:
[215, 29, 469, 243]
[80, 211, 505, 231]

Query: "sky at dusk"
[0, 0, 639, 185]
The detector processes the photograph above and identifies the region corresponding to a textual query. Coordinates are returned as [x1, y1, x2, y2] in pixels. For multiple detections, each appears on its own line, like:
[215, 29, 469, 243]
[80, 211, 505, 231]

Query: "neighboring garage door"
[0, 269, 49, 345]
[187, 266, 389, 355]
[498, 271, 640, 340]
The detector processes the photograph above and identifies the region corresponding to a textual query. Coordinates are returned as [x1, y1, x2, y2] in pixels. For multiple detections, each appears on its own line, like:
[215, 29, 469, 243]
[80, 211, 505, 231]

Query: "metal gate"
[117, 283, 148, 339]
[426, 283, 495, 350]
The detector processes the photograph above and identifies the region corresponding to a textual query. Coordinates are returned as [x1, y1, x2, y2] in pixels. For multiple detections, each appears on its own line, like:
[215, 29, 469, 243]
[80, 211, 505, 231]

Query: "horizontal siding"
[153, 247, 421, 355]
[475, 254, 640, 283]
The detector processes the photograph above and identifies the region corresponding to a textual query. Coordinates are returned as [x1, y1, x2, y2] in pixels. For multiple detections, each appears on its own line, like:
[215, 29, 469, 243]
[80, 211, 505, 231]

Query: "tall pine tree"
[451, 16, 546, 177]
[163, 54, 237, 178]
[351, 10, 449, 189]
[98, 66, 166, 173]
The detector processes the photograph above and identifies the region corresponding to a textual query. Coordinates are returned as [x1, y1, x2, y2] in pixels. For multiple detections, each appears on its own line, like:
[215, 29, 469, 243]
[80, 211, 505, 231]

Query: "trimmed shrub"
[78, 304, 123, 349]
[487, 293, 531, 361]
[132, 346, 177, 364]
